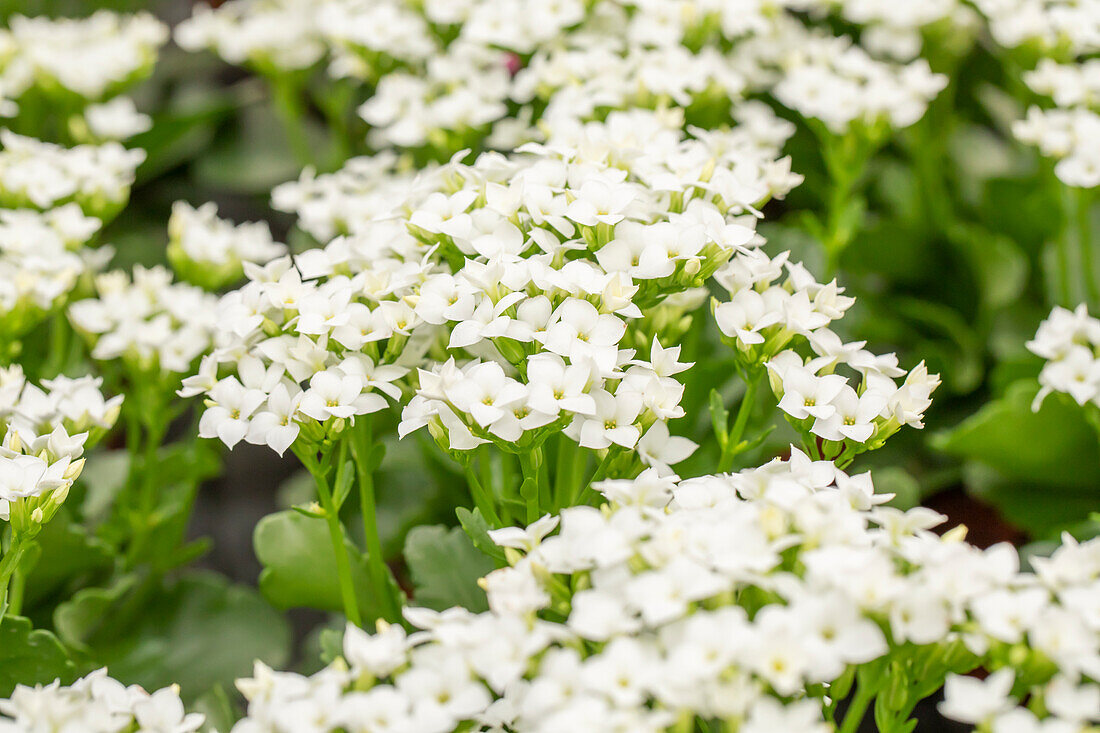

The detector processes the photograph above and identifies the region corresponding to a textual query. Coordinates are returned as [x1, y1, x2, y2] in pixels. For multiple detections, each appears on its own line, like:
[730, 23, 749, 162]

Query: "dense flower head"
[0, 11, 167, 101]
[0, 366, 120, 526]
[391, 108, 799, 462]
[0, 668, 202, 733]
[191, 107, 801, 464]
[1015, 58, 1100, 189]
[167, 201, 288, 290]
[231, 453, 1100, 732]
[271, 152, 417, 243]
[0, 131, 144, 217]
[175, 0, 328, 71]
[799, 0, 973, 60]
[1014, 106, 1100, 188]
[711, 246, 938, 459]
[772, 33, 948, 134]
[972, 0, 1100, 56]
[0, 204, 108, 345]
[68, 266, 220, 376]
[79, 96, 153, 142]
[1027, 304, 1100, 410]
[178, 0, 956, 162]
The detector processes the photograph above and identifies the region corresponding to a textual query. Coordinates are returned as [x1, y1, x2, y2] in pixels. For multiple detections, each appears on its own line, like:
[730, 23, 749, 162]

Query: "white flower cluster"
[0, 668, 202, 733]
[167, 201, 288, 290]
[231, 453, 1100, 732]
[0, 131, 145, 217]
[940, 667, 1100, 732]
[972, 0, 1100, 56]
[394, 109, 799, 464]
[181, 248, 412, 454]
[271, 152, 417, 243]
[0, 203, 108, 346]
[175, 0, 328, 71]
[800, 0, 971, 60]
[773, 34, 947, 134]
[68, 266, 220, 377]
[81, 96, 153, 142]
[1014, 59, 1100, 189]
[178, 0, 951, 155]
[193, 108, 801, 465]
[1027, 304, 1100, 411]
[0, 11, 167, 103]
[712, 248, 939, 455]
[0, 366, 120, 524]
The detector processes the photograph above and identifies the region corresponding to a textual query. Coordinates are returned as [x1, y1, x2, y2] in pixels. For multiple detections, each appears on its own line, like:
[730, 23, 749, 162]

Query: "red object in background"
[926, 488, 1027, 549]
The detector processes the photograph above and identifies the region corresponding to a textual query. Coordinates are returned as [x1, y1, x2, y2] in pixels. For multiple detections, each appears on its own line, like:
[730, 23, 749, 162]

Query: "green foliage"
[254, 509, 390, 619]
[0, 616, 76, 697]
[55, 571, 289, 702]
[404, 525, 494, 612]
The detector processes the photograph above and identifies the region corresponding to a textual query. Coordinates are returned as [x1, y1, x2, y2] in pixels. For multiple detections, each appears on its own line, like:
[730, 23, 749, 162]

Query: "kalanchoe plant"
[225, 455, 1100, 733]
[0, 367, 120, 616]
[6, 0, 1100, 730]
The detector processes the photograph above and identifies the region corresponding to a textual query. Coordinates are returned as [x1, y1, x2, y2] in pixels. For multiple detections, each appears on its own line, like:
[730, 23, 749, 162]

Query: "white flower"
[198, 377, 266, 449]
[939, 669, 1017, 725]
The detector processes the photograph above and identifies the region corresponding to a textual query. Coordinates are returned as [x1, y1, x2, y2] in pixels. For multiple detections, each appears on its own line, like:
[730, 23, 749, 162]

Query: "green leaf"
[933, 380, 1100, 488]
[456, 507, 505, 564]
[708, 389, 729, 446]
[23, 510, 113, 609]
[54, 573, 141, 652]
[964, 462, 1098, 539]
[254, 510, 385, 618]
[192, 101, 325, 193]
[192, 684, 238, 733]
[404, 525, 494, 612]
[947, 224, 1029, 310]
[59, 572, 289, 702]
[0, 616, 75, 696]
[872, 467, 922, 511]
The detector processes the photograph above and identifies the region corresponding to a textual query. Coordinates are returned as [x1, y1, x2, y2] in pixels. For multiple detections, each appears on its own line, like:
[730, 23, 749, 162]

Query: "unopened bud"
[51, 483, 70, 506]
[64, 458, 85, 481]
[942, 524, 968, 543]
[30, 507, 44, 524]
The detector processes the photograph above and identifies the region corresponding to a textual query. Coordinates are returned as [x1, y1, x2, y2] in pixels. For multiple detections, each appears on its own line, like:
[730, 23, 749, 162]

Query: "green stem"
[574, 448, 617, 506]
[0, 534, 30, 620]
[41, 312, 70, 379]
[268, 74, 314, 169]
[518, 446, 545, 523]
[463, 459, 503, 528]
[7, 567, 24, 617]
[717, 376, 759, 473]
[838, 677, 877, 733]
[125, 408, 170, 567]
[553, 436, 574, 512]
[296, 444, 362, 627]
[1057, 185, 1076, 306]
[1077, 187, 1098, 307]
[348, 418, 400, 623]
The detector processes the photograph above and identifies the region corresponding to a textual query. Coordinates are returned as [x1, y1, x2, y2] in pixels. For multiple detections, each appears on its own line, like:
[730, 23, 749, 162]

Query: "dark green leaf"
[933, 380, 1100, 488]
[254, 510, 385, 618]
[404, 525, 494, 612]
[59, 572, 289, 702]
[23, 510, 113, 609]
[456, 507, 505, 564]
[0, 616, 75, 696]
